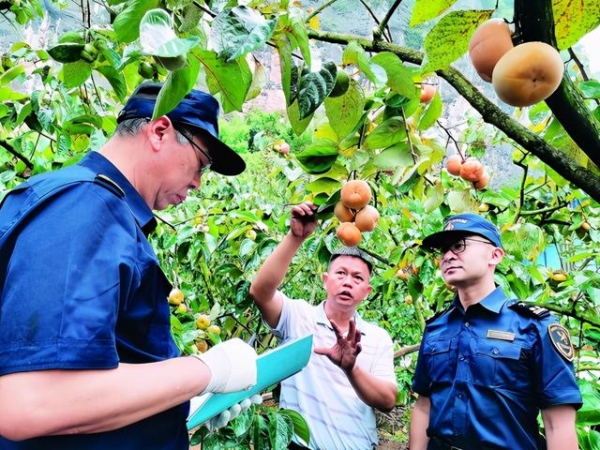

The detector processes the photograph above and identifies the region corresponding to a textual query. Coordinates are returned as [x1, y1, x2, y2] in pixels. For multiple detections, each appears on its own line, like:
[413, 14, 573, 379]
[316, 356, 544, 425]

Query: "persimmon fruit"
[468, 18, 514, 82]
[445, 155, 463, 176]
[336, 222, 362, 247]
[492, 42, 564, 107]
[340, 180, 371, 210]
[420, 84, 436, 103]
[354, 205, 380, 232]
[459, 158, 485, 182]
[474, 171, 490, 190]
[334, 201, 355, 223]
[168, 288, 184, 306]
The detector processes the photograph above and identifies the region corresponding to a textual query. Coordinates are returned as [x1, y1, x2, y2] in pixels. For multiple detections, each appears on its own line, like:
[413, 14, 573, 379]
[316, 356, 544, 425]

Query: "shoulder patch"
[425, 305, 455, 324]
[508, 301, 550, 319]
[548, 324, 575, 362]
[94, 174, 125, 198]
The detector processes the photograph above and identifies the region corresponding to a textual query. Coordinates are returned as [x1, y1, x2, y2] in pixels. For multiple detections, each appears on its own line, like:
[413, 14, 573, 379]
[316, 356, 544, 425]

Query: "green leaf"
[306, 177, 341, 197]
[286, 100, 313, 135]
[61, 61, 92, 88]
[371, 52, 417, 99]
[113, 0, 160, 43]
[324, 80, 365, 140]
[0, 65, 25, 85]
[286, 14, 312, 68]
[296, 141, 339, 174]
[211, 6, 277, 62]
[279, 409, 310, 447]
[153, 68, 198, 119]
[421, 10, 493, 74]
[48, 43, 85, 63]
[579, 80, 600, 99]
[423, 179, 444, 213]
[554, 0, 600, 50]
[410, 0, 459, 27]
[447, 189, 479, 214]
[94, 65, 127, 101]
[0, 87, 28, 102]
[196, 49, 252, 113]
[275, 39, 295, 106]
[373, 142, 413, 170]
[364, 117, 407, 151]
[297, 61, 337, 120]
[417, 91, 443, 130]
[343, 40, 378, 83]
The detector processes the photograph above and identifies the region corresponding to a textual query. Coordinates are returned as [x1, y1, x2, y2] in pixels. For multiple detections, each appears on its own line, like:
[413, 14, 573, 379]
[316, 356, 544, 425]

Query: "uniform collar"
[316, 301, 367, 335]
[452, 286, 508, 314]
[79, 151, 157, 234]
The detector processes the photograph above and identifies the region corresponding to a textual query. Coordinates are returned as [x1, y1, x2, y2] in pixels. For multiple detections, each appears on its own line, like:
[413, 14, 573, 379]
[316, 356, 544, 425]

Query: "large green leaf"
[371, 52, 417, 99]
[324, 80, 365, 141]
[284, 13, 312, 68]
[211, 6, 277, 62]
[297, 61, 337, 120]
[296, 141, 339, 174]
[113, 0, 160, 43]
[421, 10, 493, 74]
[195, 49, 252, 113]
[373, 142, 413, 170]
[554, 0, 600, 50]
[47, 43, 85, 63]
[279, 409, 310, 447]
[417, 91, 443, 130]
[94, 65, 127, 101]
[60, 61, 92, 88]
[410, 0, 459, 27]
[342, 40, 377, 83]
[364, 117, 407, 151]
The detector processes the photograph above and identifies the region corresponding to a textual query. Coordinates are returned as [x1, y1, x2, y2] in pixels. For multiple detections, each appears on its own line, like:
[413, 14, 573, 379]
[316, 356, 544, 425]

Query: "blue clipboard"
[187, 334, 313, 429]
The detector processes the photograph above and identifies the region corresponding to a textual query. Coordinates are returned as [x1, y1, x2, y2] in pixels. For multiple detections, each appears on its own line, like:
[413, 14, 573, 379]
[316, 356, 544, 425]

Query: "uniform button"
[459, 355, 465, 361]
[465, 322, 470, 327]
[493, 349, 499, 355]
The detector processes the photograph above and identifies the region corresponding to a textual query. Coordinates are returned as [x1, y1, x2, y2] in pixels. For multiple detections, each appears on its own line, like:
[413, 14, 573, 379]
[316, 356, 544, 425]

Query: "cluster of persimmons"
[334, 180, 380, 247]
[468, 18, 564, 107]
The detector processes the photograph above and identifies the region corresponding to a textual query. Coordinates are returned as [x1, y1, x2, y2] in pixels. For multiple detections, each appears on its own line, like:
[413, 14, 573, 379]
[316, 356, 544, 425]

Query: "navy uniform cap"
[422, 213, 502, 249]
[117, 82, 245, 176]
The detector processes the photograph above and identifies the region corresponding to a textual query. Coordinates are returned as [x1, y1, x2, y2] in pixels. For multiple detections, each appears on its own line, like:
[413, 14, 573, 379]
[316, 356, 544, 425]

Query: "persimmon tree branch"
[306, 29, 600, 203]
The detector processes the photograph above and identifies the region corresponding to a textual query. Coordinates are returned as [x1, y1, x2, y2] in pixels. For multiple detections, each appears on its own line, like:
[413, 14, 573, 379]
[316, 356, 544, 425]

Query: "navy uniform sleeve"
[412, 328, 432, 396]
[0, 182, 139, 375]
[533, 317, 583, 410]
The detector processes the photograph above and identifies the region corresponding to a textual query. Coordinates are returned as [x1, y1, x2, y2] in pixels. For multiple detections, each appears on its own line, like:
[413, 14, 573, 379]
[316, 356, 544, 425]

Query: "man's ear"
[147, 116, 174, 150]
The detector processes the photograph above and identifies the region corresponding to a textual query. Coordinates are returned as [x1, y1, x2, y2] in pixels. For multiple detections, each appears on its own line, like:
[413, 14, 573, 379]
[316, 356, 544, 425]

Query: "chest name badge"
[487, 330, 515, 341]
[548, 324, 575, 361]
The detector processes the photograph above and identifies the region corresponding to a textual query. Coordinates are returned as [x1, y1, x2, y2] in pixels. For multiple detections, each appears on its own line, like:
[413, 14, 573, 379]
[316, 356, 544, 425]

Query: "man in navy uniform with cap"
[0, 83, 258, 449]
[409, 213, 582, 450]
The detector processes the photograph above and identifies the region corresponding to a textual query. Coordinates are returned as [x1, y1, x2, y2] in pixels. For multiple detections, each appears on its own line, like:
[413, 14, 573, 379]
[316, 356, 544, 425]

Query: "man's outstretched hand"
[314, 319, 362, 373]
[290, 202, 318, 238]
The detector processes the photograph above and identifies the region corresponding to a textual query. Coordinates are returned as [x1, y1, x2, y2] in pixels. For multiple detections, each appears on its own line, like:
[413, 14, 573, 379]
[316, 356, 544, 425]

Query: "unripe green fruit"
[83, 43, 98, 57]
[138, 62, 154, 79]
[330, 70, 350, 97]
[80, 50, 96, 63]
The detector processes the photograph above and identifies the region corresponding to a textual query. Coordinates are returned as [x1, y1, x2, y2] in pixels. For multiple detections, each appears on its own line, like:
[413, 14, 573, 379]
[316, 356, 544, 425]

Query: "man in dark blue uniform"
[409, 214, 582, 450]
[0, 83, 257, 449]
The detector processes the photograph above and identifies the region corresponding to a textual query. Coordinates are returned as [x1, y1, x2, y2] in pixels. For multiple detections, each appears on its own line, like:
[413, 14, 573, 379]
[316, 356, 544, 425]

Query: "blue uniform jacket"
[0, 152, 189, 449]
[412, 287, 582, 450]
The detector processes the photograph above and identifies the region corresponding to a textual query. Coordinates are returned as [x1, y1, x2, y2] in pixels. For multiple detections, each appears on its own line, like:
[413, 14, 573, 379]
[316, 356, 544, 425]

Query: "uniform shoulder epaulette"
[94, 174, 125, 198]
[425, 305, 455, 324]
[508, 301, 550, 319]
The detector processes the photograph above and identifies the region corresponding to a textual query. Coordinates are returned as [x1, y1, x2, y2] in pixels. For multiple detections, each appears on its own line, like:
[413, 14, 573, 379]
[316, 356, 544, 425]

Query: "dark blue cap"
[117, 82, 245, 176]
[422, 213, 502, 248]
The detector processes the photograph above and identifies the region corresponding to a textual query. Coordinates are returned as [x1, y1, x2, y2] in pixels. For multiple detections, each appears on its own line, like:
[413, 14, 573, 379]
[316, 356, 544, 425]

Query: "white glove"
[204, 394, 264, 432]
[193, 338, 258, 393]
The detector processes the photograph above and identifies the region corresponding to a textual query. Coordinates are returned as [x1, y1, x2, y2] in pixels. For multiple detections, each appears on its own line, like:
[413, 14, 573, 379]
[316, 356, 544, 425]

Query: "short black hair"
[329, 246, 373, 274]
